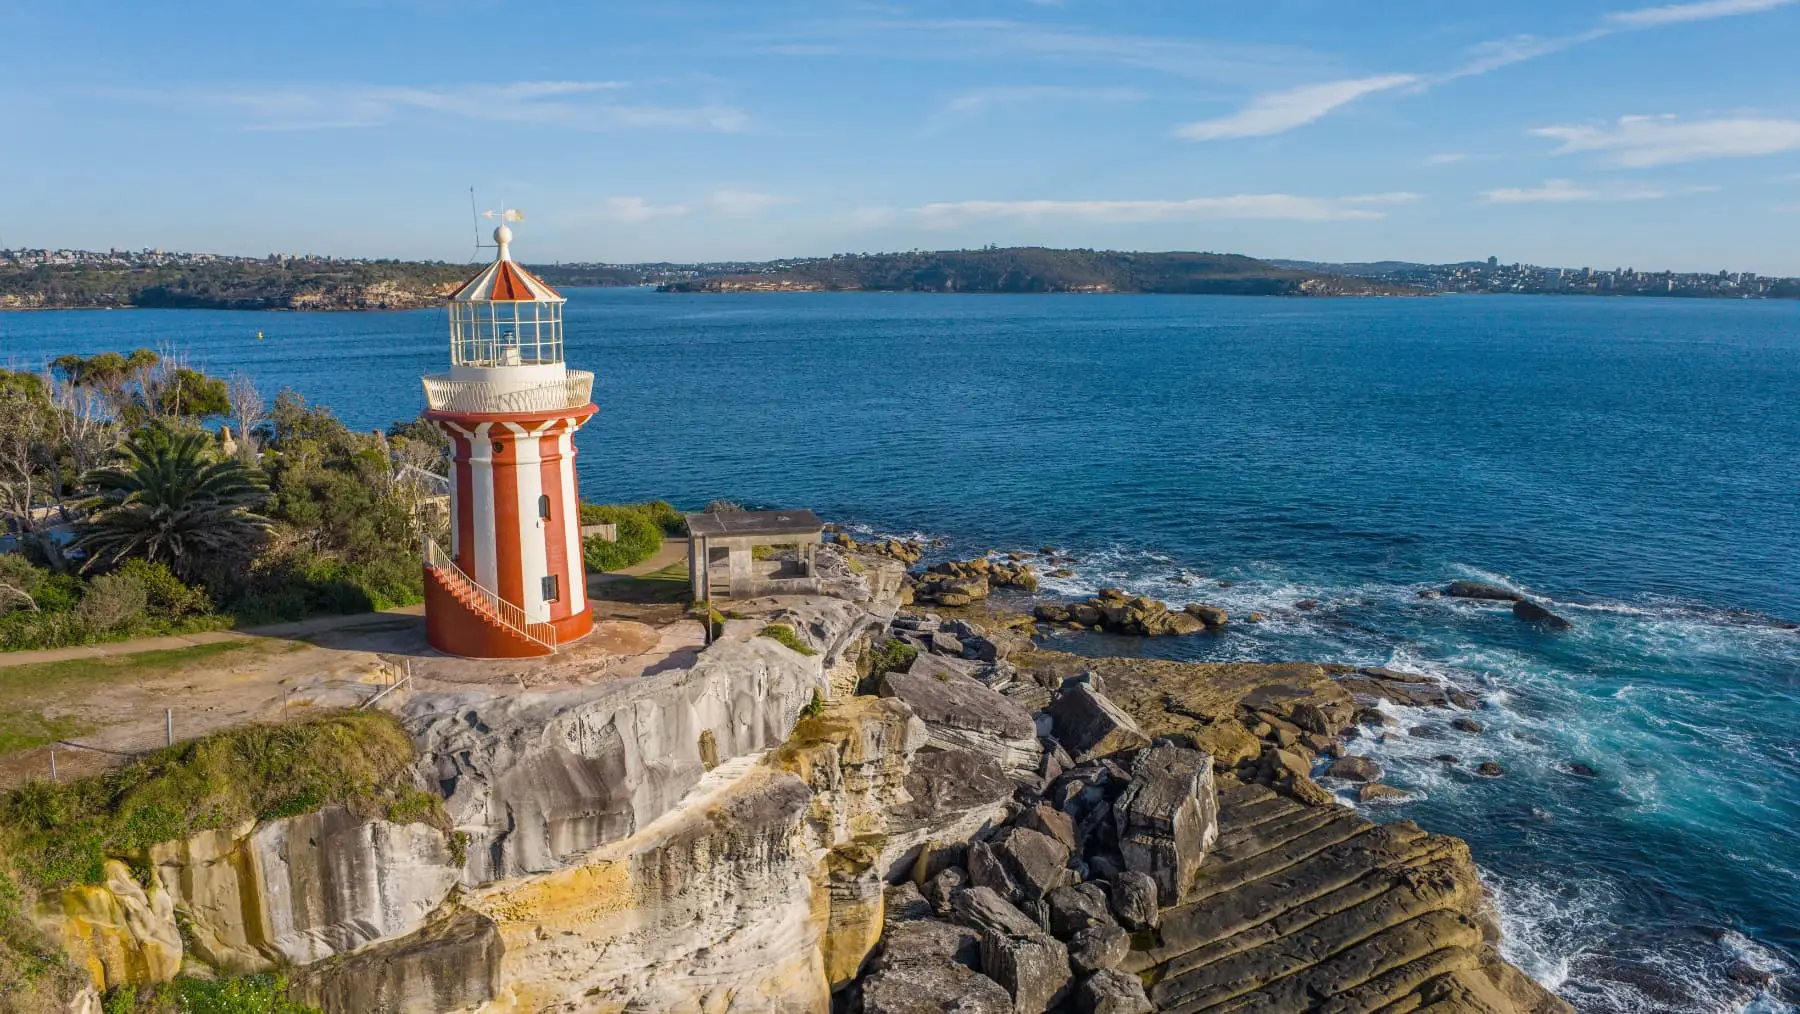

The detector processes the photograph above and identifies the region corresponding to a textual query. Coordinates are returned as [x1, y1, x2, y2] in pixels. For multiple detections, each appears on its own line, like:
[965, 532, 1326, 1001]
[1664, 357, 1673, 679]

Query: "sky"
[5, 0, 1800, 273]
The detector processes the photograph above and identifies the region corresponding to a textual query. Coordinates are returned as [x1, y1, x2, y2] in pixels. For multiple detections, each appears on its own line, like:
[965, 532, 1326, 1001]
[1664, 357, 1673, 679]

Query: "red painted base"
[423, 566, 592, 659]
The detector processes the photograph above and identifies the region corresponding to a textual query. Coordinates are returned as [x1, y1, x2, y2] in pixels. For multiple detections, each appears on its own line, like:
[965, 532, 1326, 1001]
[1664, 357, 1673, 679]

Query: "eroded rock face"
[1046, 682, 1151, 763]
[44, 860, 182, 992]
[288, 910, 502, 1014]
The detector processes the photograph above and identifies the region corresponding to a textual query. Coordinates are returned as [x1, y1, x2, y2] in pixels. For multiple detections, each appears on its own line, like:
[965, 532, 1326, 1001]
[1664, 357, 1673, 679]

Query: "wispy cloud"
[134, 81, 750, 133]
[1478, 178, 1696, 202]
[598, 197, 691, 222]
[708, 190, 797, 216]
[1532, 114, 1800, 166]
[1606, 0, 1796, 28]
[1426, 152, 1475, 165]
[942, 84, 1145, 116]
[1175, 74, 1417, 141]
[1177, 0, 1794, 141]
[910, 192, 1421, 227]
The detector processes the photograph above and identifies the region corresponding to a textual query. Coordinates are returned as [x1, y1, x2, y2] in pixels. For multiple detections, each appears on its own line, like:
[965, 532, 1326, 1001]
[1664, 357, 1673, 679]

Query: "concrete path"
[0, 605, 424, 669]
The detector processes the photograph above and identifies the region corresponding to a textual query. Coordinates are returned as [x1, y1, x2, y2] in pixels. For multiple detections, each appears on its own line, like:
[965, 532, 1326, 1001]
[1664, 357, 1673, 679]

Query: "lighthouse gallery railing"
[424, 539, 558, 653]
[421, 370, 594, 415]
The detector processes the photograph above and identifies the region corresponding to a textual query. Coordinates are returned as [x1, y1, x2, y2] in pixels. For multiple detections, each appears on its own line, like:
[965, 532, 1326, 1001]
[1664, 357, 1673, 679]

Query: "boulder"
[880, 670, 1043, 776]
[1445, 581, 1522, 601]
[1288, 701, 1333, 735]
[1075, 969, 1153, 1014]
[1478, 761, 1505, 777]
[1513, 599, 1573, 629]
[1046, 683, 1151, 763]
[1045, 883, 1114, 939]
[951, 887, 1073, 1014]
[924, 867, 970, 916]
[1017, 804, 1081, 853]
[861, 961, 1013, 1014]
[1325, 755, 1383, 782]
[967, 841, 1020, 901]
[1358, 783, 1411, 803]
[931, 631, 968, 656]
[1113, 745, 1218, 907]
[1182, 603, 1230, 627]
[1067, 924, 1130, 974]
[989, 827, 1076, 904]
[1566, 762, 1599, 778]
[1451, 717, 1484, 733]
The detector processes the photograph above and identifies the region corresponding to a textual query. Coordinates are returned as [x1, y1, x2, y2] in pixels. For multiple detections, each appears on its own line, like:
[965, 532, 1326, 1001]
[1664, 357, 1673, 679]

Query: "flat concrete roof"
[685, 509, 824, 538]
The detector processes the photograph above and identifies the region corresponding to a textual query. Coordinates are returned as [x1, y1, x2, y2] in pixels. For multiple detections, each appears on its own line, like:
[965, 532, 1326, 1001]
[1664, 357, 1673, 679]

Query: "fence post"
[166, 708, 173, 747]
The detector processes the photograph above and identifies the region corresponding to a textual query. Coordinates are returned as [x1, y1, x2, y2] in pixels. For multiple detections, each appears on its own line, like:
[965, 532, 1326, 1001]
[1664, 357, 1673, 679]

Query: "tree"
[77, 428, 272, 582]
[0, 371, 58, 565]
[227, 373, 267, 459]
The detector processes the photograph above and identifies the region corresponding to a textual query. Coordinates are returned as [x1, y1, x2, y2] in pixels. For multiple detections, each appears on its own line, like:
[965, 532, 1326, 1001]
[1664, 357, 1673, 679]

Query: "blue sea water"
[4, 289, 1798, 1011]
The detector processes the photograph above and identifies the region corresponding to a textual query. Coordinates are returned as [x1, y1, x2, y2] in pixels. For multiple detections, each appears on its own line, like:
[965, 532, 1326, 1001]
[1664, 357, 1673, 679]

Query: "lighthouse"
[420, 221, 595, 657]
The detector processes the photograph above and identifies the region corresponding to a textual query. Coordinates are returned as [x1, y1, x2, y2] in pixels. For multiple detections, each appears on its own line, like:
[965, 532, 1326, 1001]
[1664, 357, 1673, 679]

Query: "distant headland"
[3, 245, 1794, 310]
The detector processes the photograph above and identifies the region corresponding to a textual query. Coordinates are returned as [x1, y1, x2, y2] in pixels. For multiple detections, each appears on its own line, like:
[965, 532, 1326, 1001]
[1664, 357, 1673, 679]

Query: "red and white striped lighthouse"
[420, 221, 595, 658]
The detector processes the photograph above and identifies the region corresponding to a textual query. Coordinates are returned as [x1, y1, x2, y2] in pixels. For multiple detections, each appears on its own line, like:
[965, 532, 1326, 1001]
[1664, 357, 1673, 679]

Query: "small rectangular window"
[538, 494, 551, 520]
[541, 574, 559, 603]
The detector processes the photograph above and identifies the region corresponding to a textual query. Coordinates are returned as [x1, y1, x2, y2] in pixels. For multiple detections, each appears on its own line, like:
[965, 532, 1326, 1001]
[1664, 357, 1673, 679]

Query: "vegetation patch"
[579, 504, 663, 574]
[869, 638, 918, 678]
[0, 710, 430, 893]
[101, 974, 320, 1013]
[758, 624, 817, 657]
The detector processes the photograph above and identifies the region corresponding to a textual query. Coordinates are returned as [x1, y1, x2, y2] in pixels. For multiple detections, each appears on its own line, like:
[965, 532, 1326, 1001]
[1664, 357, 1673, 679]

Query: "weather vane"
[468, 187, 525, 260]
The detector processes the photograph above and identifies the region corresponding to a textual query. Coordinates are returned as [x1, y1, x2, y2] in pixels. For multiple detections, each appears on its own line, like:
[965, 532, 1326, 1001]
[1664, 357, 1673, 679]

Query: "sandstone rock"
[1265, 747, 1312, 782]
[1280, 772, 1338, 807]
[1107, 871, 1159, 931]
[968, 841, 1020, 901]
[1435, 754, 1461, 765]
[823, 842, 888, 989]
[1445, 581, 1523, 601]
[887, 749, 1018, 882]
[1046, 883, 1114, 939]
[1075, 968, 1153, 1014]
[951, 887, 1072, 1014]
[1047, 683, 1151, 763]
[288, 909, 501, 1014]
[1326, 755, 1383, 782]
[1514, 598, 1574, 629]
[47, 860, 183, 992]
[1018, 804, 1080, 853]
[876, 885, 982, 974]
[1478, 761, 1505, 777]
[1181, 603, 1229, 627]
[1452, 717, 1484, 733]
[861, 961, 1013, 1014]
[932, 631, 968, 656]
[1067, 924, 1130, 974]
[1358, 783, 1411, 803]
[1114, 745, 1218, 907]
[924, 866, 970, 916]
[880, 670, 1043, 776]
[1294, 598, 1321, 611]
[989, 827, 1076, 904]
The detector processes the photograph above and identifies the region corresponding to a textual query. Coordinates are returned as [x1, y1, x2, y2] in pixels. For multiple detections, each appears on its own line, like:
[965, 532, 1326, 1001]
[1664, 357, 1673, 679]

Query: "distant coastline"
[5, 245, 1794, 310]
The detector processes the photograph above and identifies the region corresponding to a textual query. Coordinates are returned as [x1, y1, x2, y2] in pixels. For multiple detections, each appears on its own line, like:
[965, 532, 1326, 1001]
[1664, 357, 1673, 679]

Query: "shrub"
[77, 573, 148, 632]
[0, 555, 48, 616]
[118, 558, 210, 620]
[579, 504, 662, 573]
[759, 624, 817, 656]
[632, 500, 688, 537]
[870, 638, 917, 677]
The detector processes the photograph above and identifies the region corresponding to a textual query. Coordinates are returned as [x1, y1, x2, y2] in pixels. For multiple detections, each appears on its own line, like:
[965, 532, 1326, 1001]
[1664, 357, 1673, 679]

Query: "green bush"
[0, 558, 226, 652]
[870, 638, 917, 677]
[579, 504, 662, 573]
[77, 573, 149, 633]
[119, 559, 210, 619]
[632, 500, 689, 537]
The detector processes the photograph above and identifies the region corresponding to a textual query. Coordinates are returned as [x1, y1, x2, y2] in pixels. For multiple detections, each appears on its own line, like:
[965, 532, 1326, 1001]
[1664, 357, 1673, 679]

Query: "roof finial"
[493, 224, 513, 261]
[479, 206, 525, 262]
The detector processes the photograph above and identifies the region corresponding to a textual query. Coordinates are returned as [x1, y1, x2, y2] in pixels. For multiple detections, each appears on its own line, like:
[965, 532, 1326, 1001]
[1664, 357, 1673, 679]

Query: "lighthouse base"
[423, 565, 594, 659]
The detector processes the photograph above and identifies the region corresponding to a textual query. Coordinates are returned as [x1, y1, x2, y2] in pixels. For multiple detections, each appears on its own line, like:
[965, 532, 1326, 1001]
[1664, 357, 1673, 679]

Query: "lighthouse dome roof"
[452, 255, 564, 303]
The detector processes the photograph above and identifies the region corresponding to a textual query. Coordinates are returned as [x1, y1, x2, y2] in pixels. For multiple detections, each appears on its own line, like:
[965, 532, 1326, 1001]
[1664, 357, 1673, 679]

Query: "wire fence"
[34, 658, 413, 784]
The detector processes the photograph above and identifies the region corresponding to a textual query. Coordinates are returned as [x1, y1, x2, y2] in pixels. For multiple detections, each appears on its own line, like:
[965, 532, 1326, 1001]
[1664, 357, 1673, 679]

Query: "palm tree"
[77, 428, 271, 581]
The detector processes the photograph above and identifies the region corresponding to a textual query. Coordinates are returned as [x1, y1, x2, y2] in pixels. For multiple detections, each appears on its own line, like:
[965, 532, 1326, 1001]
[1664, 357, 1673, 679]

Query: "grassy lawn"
[0, 641, 264, 756]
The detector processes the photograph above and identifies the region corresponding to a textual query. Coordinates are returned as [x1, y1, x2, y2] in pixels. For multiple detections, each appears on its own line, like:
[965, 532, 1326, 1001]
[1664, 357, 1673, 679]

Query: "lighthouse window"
[541, 575, 560, 603]
[538, 494, 551, 519]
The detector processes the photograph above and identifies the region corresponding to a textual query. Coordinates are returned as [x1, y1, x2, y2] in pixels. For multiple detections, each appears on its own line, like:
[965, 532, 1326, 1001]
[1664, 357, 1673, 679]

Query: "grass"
[591, 558, 692, 606]
[0, 710, 435, 893]
[758, 624, 817, 657]
[869, 638, 918, 678]
[102, 974, 320, 1013]
[0, 640, 266, 757]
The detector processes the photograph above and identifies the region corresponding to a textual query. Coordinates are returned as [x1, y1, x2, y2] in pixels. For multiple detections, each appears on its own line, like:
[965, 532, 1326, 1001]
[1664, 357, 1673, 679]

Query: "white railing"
[421, 370, 594, 415]
[424, 539, 557, 653]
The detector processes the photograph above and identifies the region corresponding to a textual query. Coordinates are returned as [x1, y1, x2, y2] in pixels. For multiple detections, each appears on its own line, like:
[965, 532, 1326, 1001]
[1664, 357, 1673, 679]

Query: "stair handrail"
[424, 539, 558, 653]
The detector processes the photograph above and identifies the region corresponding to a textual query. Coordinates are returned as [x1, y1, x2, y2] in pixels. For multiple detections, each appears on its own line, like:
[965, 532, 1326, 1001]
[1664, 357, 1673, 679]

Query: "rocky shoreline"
[18, 541, 1575, 1013]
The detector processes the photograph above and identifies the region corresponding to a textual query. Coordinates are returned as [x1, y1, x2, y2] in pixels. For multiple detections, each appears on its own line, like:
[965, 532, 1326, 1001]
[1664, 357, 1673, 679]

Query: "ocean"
[4, 288, 1798, 1012]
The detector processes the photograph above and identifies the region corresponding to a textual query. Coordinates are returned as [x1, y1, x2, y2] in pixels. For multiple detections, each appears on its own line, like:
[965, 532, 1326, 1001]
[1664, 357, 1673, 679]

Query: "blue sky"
[6, 0, 1800, 272]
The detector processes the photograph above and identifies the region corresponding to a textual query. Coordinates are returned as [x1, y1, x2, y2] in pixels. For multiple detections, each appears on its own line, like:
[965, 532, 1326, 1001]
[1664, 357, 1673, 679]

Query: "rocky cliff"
[17, 547, 1567, 1014]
